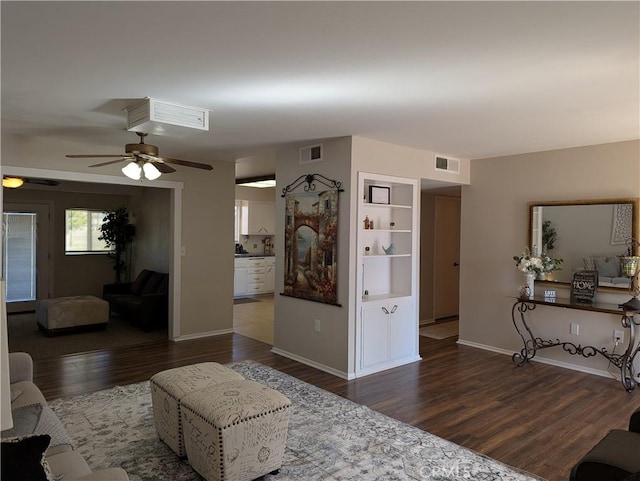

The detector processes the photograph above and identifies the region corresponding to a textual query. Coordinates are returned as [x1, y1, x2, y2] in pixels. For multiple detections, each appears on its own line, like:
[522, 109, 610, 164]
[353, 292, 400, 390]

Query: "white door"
[2, 203, 51, 312]
[361, 303, 389, 369]
[387, 299, 415, 361]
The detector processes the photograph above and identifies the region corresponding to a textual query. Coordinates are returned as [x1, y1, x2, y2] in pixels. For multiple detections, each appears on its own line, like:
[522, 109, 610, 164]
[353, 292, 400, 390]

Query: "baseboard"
[270, 347, 355, 380]
[173, 328, 234, 342]
[419, 319, 435, 326]
[456, 338, 618, 381]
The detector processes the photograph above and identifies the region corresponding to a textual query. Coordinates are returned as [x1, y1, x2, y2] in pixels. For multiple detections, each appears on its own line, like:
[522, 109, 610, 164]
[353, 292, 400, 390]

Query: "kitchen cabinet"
[240, 201, 276, 235]
[234, 257, 275, 297]
[355, 172, 420, 376]
[265, 258, 275, 293]
[234, 258, 249, 297]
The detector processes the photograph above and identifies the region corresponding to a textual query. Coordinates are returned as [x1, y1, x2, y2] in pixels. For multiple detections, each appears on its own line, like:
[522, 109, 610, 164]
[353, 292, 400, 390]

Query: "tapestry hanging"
[282, 175, 341, 306]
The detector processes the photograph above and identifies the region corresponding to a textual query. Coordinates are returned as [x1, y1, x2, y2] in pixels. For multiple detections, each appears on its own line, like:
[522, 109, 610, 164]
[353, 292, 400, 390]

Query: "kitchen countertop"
[234, 253, 275, 257]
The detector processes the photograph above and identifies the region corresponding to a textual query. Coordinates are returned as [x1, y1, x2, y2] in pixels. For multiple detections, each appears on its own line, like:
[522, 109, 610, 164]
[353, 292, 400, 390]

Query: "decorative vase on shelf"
[520, 272, 535, 299]
[537, 271, 546, 281]
[382, 244, 396, 255]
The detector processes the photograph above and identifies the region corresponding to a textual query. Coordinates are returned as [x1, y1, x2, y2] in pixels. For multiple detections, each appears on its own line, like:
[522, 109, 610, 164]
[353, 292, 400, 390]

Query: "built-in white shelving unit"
[355, 172, 421, 377]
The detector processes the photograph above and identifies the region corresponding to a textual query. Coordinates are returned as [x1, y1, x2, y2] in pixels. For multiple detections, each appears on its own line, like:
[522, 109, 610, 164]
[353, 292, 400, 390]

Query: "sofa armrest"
[103, 282, 133, 297]
[629, 407, 640, 433]
[9, 352, 33, 383]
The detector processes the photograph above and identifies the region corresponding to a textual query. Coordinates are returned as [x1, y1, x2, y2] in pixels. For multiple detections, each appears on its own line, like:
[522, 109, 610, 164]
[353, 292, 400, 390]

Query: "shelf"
[361, 293, 412, 303]
[363, 254, 411, 258]
[362, 203, 411, 209]
[361, 229, 411, 233]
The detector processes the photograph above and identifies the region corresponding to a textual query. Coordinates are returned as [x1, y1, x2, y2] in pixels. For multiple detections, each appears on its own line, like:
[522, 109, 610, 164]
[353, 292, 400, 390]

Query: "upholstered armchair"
[570, 407, 640, 481]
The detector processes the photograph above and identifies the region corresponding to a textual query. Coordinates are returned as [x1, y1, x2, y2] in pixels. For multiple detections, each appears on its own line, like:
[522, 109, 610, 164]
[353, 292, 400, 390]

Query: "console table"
[511, 296, 640, 391]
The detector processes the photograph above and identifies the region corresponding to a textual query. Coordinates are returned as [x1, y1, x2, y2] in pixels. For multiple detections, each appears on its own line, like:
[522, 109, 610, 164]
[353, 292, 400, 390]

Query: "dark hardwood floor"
[33, 334, 639, 481]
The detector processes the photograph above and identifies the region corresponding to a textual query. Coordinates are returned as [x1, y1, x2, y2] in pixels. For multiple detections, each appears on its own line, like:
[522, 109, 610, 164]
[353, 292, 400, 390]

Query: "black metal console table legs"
[511, 300, 640, 391]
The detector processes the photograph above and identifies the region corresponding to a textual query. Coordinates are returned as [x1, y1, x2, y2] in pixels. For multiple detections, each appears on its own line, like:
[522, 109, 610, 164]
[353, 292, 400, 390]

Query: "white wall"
[460, 140, 640, 378]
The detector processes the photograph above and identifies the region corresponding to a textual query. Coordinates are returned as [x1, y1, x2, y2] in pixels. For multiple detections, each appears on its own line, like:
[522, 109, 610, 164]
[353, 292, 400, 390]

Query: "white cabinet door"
[265, 260, 275, 293]
[234, 267, 248, 297]
[387, 299, 415, 361]
[361, 303, 390, 369]
[241, 201, 276, 235]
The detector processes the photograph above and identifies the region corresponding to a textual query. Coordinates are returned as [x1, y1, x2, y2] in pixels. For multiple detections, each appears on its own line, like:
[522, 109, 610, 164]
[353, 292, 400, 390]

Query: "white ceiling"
[2, 1, 638, 178]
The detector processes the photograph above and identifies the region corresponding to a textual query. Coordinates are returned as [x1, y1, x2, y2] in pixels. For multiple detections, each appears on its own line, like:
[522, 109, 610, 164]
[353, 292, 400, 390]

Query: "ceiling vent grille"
[126, 98, 209, 137]
[434, 155, 460, 174]
[300, 144, 323, 164]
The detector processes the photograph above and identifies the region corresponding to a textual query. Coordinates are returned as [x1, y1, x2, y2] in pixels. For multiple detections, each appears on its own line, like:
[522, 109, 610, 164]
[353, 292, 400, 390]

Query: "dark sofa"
[103, 269, 169, 332]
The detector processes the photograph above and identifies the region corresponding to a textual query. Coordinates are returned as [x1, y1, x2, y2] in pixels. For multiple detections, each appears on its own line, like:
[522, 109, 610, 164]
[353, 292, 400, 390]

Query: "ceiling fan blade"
[66, 154, 127, 158]
[24, 178, 59, 187]
[137, 153, 161, 162]
[153, 162, 177, 174]
[163, 157, 213, 171]
[89, 159, 129, 168]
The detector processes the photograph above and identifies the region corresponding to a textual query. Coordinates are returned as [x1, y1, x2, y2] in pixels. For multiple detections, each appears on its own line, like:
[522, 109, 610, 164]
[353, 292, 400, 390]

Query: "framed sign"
[369, 185, 390, 204]
[571, 270, 598, 304]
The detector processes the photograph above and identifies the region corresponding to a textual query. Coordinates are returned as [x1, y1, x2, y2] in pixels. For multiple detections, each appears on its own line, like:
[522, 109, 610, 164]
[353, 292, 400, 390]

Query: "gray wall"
[459, 140, 640, 376]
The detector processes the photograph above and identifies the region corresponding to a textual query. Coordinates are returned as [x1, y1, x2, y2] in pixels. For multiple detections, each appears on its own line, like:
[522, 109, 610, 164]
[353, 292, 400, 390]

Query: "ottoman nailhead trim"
[181, 401, 290, 481]
[151, 380, 185, 454]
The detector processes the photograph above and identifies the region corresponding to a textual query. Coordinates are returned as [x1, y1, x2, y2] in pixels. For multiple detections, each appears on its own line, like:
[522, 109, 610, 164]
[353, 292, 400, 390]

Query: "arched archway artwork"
[283, 189, 339, 305]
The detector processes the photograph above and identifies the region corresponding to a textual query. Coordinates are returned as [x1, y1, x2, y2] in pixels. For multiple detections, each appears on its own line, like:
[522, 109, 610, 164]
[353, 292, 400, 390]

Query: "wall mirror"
[528, 198, 639, 291]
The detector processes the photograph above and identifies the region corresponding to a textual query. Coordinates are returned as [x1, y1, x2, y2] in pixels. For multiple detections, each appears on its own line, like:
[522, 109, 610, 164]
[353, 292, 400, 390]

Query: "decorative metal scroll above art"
[281, 174, 343, 197]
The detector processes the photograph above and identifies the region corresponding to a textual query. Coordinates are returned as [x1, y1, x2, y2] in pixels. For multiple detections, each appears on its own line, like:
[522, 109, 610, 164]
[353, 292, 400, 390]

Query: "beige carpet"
[7, 312, 168, 360]
[419, 320, 459, 339]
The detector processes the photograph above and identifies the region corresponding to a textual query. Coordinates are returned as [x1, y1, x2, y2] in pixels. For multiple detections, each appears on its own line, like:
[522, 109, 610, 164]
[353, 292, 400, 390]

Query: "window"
[65, 209, 111, 254]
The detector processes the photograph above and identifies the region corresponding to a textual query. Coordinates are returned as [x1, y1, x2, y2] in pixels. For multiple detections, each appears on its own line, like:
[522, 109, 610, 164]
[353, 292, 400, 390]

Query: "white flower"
[518, 259, 530, 272]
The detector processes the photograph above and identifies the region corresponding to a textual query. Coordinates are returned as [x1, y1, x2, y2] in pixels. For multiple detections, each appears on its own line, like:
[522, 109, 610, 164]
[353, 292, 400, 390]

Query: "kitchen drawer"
[247, 266, 266, 275]
[246, 258, 266, 267]
[246, 283, 264, 294]
[247, 273, 265, 284]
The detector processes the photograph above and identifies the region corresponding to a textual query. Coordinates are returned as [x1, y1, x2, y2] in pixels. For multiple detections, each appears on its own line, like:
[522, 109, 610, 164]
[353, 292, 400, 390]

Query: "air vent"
[434, 155, 460, 174]
[126, 98, 209, 137]
[300, 144, 323, 164]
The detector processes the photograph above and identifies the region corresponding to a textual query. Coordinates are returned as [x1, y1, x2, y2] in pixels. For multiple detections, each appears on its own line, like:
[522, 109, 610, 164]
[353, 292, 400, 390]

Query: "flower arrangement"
[513, 248, 563, 275]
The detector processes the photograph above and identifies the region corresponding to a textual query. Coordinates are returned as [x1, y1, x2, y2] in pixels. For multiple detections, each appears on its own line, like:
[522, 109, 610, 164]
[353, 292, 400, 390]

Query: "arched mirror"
[528, 198, 639, 291]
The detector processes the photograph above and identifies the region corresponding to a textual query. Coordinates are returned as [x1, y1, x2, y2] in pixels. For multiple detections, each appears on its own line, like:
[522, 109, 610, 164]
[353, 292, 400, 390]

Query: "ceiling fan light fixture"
[142, 162, 162, 180]
[2, 177, 24, 189]
[122, 161, 142, 180]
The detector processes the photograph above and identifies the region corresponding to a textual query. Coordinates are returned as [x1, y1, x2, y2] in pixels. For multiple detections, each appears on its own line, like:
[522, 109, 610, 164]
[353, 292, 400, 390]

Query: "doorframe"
[1, 166, 184, 340]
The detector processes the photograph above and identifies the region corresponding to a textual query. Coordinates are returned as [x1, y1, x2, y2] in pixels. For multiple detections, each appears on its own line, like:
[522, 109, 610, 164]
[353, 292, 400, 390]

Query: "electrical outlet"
[614, 329, 624, 343]
[570, 323, 579, 336]
[314, 319, 321, 332]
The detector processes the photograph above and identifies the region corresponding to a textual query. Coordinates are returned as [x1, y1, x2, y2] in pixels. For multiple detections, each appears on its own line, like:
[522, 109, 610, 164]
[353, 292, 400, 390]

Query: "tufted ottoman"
[36, 295, 109, 335]
[150, 363, 245, 456]
[181, 379, 291, 481]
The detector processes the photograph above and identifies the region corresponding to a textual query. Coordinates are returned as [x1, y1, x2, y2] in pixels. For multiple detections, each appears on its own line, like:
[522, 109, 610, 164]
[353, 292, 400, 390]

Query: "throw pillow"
[130, 269, 154, 295]
[1, 434, 55, 481]
[594, 257, 621, 278]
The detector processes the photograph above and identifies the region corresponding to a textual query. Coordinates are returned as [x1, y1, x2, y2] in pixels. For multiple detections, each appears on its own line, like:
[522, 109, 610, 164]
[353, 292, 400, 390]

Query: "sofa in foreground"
[2, 352, 129, 480]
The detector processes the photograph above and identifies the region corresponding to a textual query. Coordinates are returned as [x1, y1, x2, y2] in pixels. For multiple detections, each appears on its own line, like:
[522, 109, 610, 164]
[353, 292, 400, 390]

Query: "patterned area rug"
[49, 361, 545, 481]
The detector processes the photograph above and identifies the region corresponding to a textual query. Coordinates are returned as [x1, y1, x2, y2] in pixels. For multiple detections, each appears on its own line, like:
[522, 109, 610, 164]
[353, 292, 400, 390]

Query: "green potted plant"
[99, 206, 136, 283]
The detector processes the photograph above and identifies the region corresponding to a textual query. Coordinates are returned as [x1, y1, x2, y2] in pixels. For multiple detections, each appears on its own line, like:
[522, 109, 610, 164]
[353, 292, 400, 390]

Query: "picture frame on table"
[369, 185, 390, 204]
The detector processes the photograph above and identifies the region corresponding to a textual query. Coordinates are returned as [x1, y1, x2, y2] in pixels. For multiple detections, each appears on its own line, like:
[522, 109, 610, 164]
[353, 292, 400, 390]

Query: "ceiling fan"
[66, 132, 213, 180]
